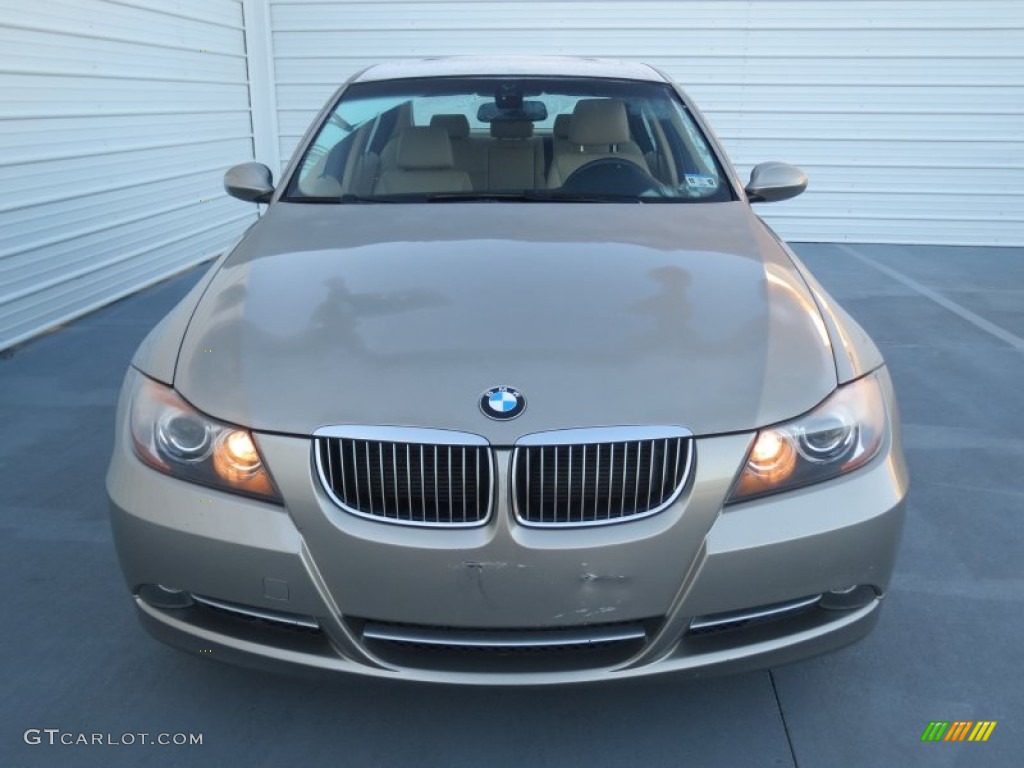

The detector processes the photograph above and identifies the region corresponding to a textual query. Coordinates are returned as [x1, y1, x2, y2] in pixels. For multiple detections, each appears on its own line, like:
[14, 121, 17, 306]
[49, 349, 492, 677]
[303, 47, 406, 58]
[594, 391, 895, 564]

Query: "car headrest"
[553, 114, 572, 139]
[397, 126, 455, 170]
[429, 114, 470, 140]
[569, 99, 631, 146]
[490, 120, 534, 139]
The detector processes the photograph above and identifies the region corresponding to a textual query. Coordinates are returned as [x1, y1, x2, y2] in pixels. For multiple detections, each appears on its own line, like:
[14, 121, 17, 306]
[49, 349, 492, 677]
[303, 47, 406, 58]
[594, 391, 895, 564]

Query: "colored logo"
[921, 721, 997, 742]
[480, 386, 526, 420]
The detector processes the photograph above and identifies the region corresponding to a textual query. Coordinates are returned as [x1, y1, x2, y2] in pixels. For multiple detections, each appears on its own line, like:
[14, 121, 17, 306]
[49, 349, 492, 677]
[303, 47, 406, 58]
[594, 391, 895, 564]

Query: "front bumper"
[107, 394, 908, 685]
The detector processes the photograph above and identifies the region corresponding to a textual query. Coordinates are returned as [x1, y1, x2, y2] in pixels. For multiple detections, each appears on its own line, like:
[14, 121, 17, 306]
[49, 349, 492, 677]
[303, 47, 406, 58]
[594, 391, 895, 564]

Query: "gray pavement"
[1, 242, 1021, 767]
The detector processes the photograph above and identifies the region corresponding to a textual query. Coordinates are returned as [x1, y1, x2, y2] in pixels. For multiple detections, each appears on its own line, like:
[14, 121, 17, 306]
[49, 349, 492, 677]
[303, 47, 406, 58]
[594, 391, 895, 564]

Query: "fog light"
[138, 584, 194, 609]
[818, 584, 876, 611]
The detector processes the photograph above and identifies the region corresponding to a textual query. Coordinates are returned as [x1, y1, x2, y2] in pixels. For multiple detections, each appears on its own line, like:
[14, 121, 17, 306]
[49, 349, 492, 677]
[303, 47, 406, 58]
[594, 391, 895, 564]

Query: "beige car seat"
[552, 113, 572, 154]
[429, 114, 488, 190]
[486, 120, 544, 190]
[374, 126, 472, 195]
[547, 99, 648, 187]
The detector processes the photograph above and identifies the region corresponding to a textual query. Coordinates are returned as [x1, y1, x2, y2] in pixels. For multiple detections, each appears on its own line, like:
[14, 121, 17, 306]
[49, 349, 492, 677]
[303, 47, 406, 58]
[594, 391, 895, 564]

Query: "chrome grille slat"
[365, 441, 373, 514]
[405, 444, 412, 520]
[626, 442, 634, 520]
[663, 438, 671, 505]
[672, 437, 680, 489]
[540, 447, 546, 523]
[646, 439, 654, 511]
[325, 438, 335, 495]
[525, 446, 531, 521]
[378, 442, 386, 517]
[342, 442, 350, 501]
[619, 442, 627, 517]
[579, 445, 586, 523]
[363, 620, 648, 649]
[689, 595, 821, 633]
[314, 429, 491, 528]
[512, 427, 693, 528]
[606, 444, 613, 520]
[553, 446, 559, 525]
[567, 446, 573, 521]
[193, 594, 321, 630]
[420, 444, 426, 516]
[351, 440, 361, 510]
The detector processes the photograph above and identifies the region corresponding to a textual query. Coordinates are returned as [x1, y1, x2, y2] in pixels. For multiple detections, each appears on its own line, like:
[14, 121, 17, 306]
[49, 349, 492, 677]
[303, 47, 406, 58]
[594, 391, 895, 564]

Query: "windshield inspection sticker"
[684, 174, 719, 189]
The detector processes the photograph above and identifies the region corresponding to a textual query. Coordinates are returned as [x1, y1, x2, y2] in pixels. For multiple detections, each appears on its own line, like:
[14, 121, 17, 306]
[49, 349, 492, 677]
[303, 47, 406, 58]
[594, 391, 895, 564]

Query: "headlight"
[727, 371, 888, 503]
[127, 371, 281, 502]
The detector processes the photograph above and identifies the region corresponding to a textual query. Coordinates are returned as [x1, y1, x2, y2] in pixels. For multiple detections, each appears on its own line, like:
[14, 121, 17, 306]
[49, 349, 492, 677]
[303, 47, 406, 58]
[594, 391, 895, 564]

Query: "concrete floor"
[1, 242, 1021, 767]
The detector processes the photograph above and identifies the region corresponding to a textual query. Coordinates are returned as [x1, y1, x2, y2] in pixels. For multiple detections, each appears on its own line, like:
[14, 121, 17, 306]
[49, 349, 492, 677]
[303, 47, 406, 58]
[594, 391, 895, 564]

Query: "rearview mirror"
[477, 100, 548, 123]
[745, 162, 808, 203]
[224, 162, 274, 203]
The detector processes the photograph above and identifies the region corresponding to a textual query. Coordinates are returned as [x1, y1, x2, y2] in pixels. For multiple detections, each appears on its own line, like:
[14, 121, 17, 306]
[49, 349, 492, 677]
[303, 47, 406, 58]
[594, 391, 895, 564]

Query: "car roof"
[353, 56, 669, 83]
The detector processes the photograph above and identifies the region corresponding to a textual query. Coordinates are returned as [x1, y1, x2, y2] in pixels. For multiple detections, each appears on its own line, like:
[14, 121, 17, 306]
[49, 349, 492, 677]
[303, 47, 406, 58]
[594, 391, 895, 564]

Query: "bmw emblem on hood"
[480, 386, 526, 420]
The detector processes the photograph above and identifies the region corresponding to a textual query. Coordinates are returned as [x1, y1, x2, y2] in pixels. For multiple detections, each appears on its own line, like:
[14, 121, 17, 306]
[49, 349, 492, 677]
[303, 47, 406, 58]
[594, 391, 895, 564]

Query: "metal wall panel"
[0, 0, 257, 351]
[267, 0, 1024, 246]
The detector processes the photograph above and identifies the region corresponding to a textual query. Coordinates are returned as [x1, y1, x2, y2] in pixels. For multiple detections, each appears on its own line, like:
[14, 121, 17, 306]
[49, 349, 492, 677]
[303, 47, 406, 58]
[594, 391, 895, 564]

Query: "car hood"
[175, 201, 836, 440]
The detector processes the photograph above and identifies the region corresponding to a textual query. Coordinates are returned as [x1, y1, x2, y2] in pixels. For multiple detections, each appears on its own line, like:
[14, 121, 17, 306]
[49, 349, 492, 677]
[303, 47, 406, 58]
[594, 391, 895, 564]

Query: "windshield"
[283, 76, 734, 204]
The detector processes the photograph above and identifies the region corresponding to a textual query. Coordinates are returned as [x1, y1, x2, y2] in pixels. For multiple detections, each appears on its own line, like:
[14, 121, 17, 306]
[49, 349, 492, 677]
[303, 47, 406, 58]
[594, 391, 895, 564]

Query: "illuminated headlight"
[127, 370, 280, 502]
[727, 370, 888, 503]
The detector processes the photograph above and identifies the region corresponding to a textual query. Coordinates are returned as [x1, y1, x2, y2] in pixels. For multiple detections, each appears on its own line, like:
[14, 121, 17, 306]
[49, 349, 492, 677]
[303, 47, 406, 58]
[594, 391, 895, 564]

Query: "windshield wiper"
[288, 191, 660, 204]
[423, 191, 637, 203]
[337, 193, 402, 203]
[424, 192, 548, 202]
[280, 194, 403, 204]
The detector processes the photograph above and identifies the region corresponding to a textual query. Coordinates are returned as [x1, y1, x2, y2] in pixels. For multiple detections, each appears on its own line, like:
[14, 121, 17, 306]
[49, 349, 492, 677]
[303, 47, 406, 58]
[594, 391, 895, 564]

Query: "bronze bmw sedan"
[106, 56, 908, 684]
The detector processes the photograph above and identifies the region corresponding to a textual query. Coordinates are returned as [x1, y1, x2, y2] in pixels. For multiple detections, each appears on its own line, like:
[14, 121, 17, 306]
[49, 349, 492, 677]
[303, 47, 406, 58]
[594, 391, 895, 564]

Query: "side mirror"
[744, 162, 808, 203]
[224, 162, 275, 203]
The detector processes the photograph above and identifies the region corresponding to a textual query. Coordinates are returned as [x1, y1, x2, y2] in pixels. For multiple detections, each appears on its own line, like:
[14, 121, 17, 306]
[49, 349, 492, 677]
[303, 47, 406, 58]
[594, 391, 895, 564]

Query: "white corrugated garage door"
[0, 0, 258, 351]
[267, 0, 1024, 246]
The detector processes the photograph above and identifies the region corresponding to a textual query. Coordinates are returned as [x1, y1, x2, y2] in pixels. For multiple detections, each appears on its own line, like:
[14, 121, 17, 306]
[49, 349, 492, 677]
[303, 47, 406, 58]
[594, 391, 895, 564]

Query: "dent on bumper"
[107, 410, 907, 684]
